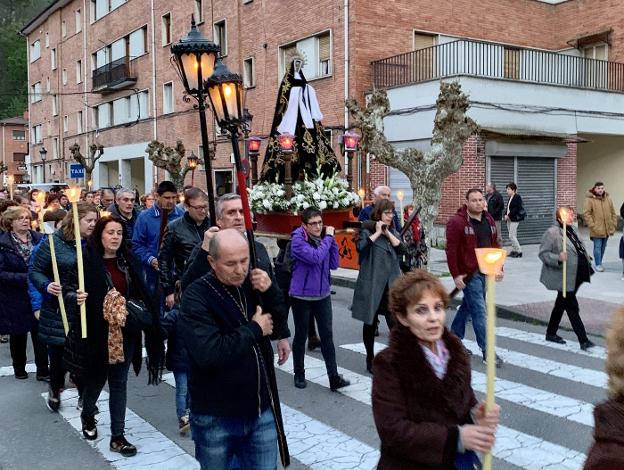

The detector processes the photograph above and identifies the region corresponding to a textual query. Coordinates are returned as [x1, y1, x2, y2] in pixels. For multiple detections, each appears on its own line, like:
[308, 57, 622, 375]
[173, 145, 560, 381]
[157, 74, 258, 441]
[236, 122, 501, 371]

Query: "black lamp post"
[205, 58, 259, 267]
[39, 146, 48, 183]
[170, 18, 220, 222]
[187, 151, 199, 186]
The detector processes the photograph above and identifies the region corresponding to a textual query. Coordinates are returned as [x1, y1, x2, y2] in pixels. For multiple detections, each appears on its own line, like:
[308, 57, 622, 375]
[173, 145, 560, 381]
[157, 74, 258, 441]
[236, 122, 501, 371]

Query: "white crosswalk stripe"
[462, 339, 607, 388]
[0, 363, 36, 377]
[496, 326, 607, 359]
[341, 342, 595, 426]
[278, 352, 588, 469]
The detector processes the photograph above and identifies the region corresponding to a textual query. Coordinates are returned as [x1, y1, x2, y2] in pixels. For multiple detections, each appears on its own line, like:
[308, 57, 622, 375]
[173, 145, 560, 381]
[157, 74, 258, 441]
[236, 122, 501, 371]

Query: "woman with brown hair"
[0, 206, 48, 380]
[352, 198, 404, 373]
[372, 270, 500, 469]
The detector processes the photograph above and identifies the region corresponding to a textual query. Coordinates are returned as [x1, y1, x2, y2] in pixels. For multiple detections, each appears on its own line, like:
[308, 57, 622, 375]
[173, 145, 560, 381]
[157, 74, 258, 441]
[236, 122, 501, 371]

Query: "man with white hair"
[358, 185, 401, 231]
[107, 187, 138, 241]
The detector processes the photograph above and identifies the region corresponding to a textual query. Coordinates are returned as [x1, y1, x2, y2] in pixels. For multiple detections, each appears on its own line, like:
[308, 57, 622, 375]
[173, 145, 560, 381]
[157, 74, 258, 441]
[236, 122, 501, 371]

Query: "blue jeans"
[191, 408, 277, 470]
[451, 273, 487, 352]
[592, 237, 608, 267]
[173, 370, 190, 420]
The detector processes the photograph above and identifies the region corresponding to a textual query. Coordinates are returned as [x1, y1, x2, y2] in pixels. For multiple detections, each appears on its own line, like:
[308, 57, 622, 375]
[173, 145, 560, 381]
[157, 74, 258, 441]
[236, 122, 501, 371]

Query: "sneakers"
[81, 415, 98, 440]
[46, 386, 60, 412]
[545, 334, 566, 344]
[481, 351, 503, 367]
[329, 374, 351, 391]
[178, 415, 190, 435]
[294, 373, 307, 389]
[595, 265, 605, 272]
[307, 335, 321, 352]
[110, 435, 137, 457]
[580, 340, 596, 351]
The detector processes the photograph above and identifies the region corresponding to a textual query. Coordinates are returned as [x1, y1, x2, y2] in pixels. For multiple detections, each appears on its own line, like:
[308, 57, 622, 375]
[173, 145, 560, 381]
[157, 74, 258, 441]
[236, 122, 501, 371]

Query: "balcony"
[92, 57, 137, 93]
[372, 39, 624, 93]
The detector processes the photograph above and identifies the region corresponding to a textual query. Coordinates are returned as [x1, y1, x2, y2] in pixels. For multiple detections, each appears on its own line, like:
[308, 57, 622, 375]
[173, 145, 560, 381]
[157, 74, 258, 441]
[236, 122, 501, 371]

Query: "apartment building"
[0, 114, 29, 184]
[22, 0, 624, 241]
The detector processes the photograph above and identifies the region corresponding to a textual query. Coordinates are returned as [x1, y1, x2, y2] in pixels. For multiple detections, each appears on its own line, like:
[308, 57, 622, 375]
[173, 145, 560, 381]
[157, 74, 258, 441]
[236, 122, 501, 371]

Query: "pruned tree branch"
[69, 142, 104, 184]
[145, 140, 192, 189]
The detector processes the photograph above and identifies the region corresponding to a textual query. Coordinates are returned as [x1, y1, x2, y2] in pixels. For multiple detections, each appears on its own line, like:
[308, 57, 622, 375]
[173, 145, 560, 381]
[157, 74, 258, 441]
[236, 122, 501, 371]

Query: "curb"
[333, 276, 605, 339]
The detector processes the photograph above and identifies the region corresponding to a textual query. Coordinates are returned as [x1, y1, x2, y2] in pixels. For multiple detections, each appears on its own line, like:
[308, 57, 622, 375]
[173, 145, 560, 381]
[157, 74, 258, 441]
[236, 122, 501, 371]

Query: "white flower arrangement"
[248, 170, 360, 214]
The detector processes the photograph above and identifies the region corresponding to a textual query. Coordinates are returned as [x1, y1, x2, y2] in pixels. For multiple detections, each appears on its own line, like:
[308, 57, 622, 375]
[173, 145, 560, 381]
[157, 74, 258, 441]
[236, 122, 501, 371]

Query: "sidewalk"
[332, 227, 624, 337]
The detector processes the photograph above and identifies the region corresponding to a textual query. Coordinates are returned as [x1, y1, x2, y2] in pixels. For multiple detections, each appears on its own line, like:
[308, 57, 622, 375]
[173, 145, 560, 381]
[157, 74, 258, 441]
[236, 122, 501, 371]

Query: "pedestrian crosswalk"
[5, 323, 608, 469]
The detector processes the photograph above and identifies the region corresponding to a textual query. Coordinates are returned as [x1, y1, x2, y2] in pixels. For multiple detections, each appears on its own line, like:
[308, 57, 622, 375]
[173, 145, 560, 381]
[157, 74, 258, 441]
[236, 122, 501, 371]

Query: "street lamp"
[277, 132, 295, 198]
[342, 131, 360, 191]
[170, 18, 220, 222]
[246, 136, 262, 185]
[187, 151, 199, 186]
[204, 58, 260, 268]
[39, 147, 48, 183]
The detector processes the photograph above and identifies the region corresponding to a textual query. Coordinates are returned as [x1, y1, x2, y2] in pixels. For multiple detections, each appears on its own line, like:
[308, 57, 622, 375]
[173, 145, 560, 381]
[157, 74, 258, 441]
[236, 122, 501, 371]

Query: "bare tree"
[0, 162, 7, 175]
[346, 81, 477, 252]
[69, 142, 104, 184]
[145, 140, 193, 190]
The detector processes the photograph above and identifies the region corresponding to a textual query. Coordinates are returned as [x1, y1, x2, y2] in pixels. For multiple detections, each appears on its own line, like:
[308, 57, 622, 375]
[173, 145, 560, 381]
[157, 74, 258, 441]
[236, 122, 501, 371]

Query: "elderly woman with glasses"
[0, 206, 48, 380]
[352, 198, 405, 373]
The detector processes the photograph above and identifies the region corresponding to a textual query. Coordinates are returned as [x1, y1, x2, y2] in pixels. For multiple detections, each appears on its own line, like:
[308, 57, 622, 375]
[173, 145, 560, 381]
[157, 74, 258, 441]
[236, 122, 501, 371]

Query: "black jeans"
[10, 323, 48, 376]
[291, 296, 338, 378]
[546, 289, 589, 344]
[363, 289, 395, 361]
[81, 336, 135, 437]
[48, 344, 66, 394]
[281, 288, 316, 338]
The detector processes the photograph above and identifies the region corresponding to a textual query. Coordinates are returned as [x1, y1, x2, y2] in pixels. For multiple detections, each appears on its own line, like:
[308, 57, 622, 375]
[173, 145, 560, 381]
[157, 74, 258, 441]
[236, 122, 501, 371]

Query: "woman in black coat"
[0, 206, 48, 380]
[64, 216, 162, 457]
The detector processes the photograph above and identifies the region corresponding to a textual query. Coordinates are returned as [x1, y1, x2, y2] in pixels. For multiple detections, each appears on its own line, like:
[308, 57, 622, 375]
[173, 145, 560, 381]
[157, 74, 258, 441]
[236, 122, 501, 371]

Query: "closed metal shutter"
[489, 156, 555, 244]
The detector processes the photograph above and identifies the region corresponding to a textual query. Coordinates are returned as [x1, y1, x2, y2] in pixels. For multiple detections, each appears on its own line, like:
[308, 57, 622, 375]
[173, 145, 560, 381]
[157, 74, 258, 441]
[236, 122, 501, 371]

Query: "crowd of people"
[0, 178, 622, 469]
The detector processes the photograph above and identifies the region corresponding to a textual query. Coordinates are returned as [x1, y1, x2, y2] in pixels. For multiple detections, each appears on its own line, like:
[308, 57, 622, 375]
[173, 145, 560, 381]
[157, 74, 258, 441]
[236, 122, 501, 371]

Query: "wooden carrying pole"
[44, 223, 69, 335]
[66, 188, 86, 338]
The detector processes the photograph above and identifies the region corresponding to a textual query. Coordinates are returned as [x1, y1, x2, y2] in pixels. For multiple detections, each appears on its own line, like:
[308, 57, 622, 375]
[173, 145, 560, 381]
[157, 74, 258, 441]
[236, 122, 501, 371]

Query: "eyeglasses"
[189, 204, 209, 211]
[17, 216, 31, 221]
[306, 221, 323, 227]
[382, 210, 394, 215]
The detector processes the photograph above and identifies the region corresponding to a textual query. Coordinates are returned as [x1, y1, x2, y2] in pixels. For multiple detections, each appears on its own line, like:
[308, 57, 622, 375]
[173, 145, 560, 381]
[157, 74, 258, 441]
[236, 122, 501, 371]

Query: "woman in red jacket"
[372, 270, 500, 469]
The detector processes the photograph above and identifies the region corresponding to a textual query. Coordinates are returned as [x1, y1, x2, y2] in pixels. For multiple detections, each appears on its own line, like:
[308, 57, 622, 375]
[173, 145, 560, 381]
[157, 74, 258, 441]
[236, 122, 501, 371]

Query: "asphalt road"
[0, 285, 606, 469]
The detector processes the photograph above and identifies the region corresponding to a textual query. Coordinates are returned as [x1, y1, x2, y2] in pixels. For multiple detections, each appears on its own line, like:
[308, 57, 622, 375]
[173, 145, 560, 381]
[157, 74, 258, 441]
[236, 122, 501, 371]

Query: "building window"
[52, 94, 59, 115]
[51, 48, 57, 70]
[129, 26, 147, 59]
[194, 0, 203, 23]
[91, 0, 126, 22]
[162, 13, 172, 46]
[213, 20, 227, 56]
[31, 82, 42, 103]
[113, 96, 131, 125]
[163, 82, 174, 114]
[30, 40, 41, 62]
[75, 9, 82, 33]
[76, 60, 82, 83]
[12, 130, 25, 141]
[243, 57, 255, 88]
[63, 115, 69, 133]
[32, 125, 42, 144]
[77, 111, 83, 133]
[583, 43, 608, 61]
[62, 69, 67, 85]
[94, 102, 111, 129]
[53, 138, 59, 159]
[214, 169, 234, 196]
[279, 31, 332, 80]
[45, 32, 49, 48]
[46, 77, 50, 92]
[62, 20, 67, 37]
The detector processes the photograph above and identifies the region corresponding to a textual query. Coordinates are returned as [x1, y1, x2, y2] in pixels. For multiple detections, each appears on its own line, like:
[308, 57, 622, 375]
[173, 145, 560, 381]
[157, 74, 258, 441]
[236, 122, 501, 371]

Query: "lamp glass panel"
[180, 53, 199, 91]
[199, 52, 216, 83]
[208, 85, 226, 123]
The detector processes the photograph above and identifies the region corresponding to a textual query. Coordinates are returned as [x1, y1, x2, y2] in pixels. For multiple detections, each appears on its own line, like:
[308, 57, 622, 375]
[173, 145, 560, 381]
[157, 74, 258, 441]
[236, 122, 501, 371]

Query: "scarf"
[102, 287, 127, 364]
[420, 339, 450, 379]
[10, 231, 33, 264]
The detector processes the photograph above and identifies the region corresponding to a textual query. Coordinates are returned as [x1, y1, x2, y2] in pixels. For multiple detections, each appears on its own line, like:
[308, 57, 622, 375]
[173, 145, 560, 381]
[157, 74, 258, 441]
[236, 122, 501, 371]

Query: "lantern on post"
[474, 248, 507, 470]
[247, 137, 262, 186]
[39, 147, 48, 183]
[187, 151, 199, 186]
[342, 131, 360, 191]
[170, 18, 220, 223]
[277, 133, 295, 198]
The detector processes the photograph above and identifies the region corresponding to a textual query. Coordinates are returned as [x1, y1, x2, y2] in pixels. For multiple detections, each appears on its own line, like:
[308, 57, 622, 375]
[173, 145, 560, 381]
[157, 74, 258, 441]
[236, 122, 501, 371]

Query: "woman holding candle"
[539, 207, 595, 350]
[0, 206, 48, 380]
[352, 199, 404, 373]
[372, 270, 500, 469]
[64, 216, 161, 456]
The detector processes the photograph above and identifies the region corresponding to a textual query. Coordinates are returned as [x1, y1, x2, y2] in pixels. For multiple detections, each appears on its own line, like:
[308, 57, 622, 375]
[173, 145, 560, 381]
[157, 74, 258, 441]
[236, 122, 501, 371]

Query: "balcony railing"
[372, 39, 624, 92]
[92, 57, 137, 93]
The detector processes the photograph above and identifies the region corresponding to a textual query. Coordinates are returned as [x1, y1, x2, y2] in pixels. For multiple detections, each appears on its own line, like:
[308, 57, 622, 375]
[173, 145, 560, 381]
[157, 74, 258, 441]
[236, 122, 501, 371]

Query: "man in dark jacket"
[178, 229, 290, 469]
[505, 182, 525, 258]
[446, 188, 503, 366]
[107, 188, 138, 243]
[159, 187, 211, 309]
[485, 183, 504, 247]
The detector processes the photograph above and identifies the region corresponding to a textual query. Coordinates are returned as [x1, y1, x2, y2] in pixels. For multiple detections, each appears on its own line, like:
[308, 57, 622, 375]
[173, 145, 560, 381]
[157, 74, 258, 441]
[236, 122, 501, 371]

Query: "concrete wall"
[577, 134, 624, 215]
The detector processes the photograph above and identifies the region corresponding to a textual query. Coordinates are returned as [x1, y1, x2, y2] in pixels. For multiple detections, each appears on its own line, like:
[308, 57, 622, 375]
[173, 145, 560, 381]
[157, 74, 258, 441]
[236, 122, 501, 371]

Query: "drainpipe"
[343, 0, 350, 178]
[150, 0, 158, 189]
[83, 0, 89, 185]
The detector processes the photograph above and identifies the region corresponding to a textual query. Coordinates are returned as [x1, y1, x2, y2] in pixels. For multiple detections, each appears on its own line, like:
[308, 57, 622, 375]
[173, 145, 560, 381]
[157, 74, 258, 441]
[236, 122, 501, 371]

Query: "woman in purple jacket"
[289, 207, 350, 392]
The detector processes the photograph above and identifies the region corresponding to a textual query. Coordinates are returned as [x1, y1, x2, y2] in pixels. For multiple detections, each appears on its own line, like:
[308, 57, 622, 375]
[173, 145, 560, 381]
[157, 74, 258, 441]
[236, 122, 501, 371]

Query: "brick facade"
[0, 115, 29, 183]
[557, 140, 578, 215]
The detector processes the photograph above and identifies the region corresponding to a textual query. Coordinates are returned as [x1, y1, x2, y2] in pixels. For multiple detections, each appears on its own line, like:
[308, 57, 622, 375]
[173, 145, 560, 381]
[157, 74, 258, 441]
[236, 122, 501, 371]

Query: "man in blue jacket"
[289, 207, 350, 391]
[132, 181, 184, 294]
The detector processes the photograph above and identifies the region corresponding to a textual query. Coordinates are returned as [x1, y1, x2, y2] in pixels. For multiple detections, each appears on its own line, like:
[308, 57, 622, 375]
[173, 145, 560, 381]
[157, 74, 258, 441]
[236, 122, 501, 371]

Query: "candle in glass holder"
[357, 188, 365, 208]
[7, 175, 14, 200]
[396, 191, 404, 227]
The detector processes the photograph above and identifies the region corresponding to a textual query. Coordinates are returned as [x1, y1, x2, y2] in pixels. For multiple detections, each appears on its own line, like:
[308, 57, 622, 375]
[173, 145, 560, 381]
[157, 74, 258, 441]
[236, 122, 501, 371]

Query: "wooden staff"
[561, 208, 568, 299]
[43, 223, 69, 335]
[66, 187, 86, 338]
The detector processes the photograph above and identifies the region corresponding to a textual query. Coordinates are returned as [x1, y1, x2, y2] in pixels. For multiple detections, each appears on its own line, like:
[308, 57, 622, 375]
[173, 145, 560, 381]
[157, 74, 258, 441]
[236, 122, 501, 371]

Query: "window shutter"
[414, 33, 434, 51]
[318, 34, 330, 61]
